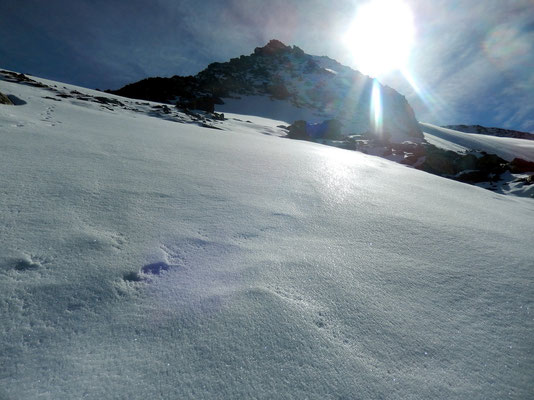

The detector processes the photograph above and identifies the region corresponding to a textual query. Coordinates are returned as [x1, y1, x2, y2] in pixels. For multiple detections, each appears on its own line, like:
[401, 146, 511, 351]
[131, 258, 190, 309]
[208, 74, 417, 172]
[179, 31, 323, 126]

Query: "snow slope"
[1, 74, 533, 399]
[443, 125, 534, 141]
[421, 122, 534, 162]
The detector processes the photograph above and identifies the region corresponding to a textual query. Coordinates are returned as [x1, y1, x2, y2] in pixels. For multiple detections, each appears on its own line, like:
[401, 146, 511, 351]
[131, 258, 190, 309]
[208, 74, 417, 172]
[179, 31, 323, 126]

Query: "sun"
[343, 0, 415, 77]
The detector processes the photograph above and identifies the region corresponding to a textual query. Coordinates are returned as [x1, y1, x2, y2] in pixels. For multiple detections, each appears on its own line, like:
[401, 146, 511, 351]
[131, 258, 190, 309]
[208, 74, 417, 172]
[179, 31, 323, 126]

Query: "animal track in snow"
[232, 232, 260, 242]
[267, 285, 349, 345]
[109, 232, 126, 250]
[39, 105, 61, 126]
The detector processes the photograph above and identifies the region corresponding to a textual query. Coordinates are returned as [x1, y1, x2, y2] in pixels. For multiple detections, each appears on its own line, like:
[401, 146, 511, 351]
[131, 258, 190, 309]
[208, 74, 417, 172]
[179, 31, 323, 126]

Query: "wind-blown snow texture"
[1, 74, 533, 399]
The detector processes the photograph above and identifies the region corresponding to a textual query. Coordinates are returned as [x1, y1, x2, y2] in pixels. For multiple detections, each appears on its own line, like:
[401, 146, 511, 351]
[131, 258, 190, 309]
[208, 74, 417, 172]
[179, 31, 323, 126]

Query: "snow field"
[1, 76, 533, 399]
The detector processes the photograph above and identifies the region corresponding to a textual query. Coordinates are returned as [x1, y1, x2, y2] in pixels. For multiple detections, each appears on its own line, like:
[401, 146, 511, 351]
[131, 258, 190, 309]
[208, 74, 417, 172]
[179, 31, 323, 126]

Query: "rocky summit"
[109, 40, 422, 143]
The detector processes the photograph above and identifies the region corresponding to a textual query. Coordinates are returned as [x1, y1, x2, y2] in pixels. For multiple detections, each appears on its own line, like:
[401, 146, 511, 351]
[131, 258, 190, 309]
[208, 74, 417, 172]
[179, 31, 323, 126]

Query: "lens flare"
[483, 24, 530, 69]
[370, 79, 383, 133]
[401, 68, 447, 121]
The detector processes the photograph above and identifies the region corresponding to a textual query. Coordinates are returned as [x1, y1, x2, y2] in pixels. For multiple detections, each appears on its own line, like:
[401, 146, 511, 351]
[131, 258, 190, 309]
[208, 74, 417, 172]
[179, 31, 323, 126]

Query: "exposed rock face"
[253, 39, 293, 56]
[443, 124, 534, 140]
[0, 91, 13, 105]
[510, 158, 534, 173]
[337, 133, 531, 188]
[109, 40, 423, 142]
[287, 120, 308, 140]
[109, 75, 202, 104]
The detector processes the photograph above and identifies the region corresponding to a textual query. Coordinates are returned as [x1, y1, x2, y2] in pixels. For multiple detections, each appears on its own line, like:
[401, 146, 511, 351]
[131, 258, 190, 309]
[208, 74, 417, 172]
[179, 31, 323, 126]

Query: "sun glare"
[343, 0, 415, 76]
[370, 79, 383, 132]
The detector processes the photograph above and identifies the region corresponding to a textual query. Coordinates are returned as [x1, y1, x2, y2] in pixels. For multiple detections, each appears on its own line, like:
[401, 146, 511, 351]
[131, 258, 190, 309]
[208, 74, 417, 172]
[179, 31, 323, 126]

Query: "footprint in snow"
[141, 261, 172, 275]
[123, 261, 173, 282]
[122, 238, 239, 290]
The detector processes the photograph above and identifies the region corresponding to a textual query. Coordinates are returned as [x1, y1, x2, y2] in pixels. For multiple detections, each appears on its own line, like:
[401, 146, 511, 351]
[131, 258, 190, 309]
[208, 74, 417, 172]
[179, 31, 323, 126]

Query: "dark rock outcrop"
[287, 120, 308, 140]
[109, 75, 200, 104]
[0, 70, 48, 88]
[0, 92, 13, 105]
[509, 158, 534, 173]
[416, 146, 507, 178]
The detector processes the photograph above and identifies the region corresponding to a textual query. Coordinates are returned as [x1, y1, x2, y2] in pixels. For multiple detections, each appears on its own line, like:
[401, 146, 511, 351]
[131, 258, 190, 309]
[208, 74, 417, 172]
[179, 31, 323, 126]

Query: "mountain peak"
[253, 39, 305, 57]
[110, 41, 422, 141]
[254, 39, 290, 56]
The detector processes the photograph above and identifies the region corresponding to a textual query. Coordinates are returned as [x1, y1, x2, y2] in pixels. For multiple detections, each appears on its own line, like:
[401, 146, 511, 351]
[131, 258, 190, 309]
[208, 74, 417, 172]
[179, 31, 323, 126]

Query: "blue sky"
[1, 0, 533, 131]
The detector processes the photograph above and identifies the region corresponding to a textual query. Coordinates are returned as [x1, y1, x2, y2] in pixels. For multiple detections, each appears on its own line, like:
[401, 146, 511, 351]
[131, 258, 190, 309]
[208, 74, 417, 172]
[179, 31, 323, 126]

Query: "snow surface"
[421, 122, 534, 162]
[1, 75, 534, 399]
